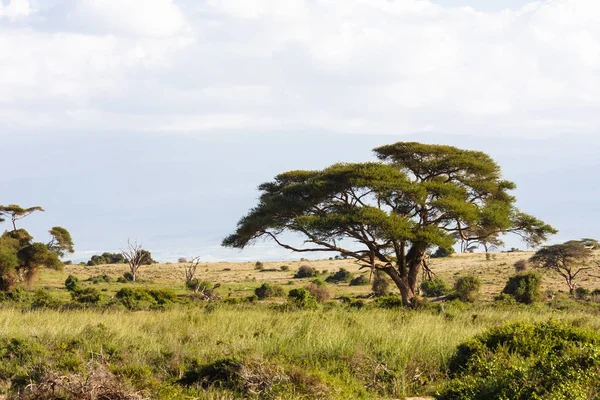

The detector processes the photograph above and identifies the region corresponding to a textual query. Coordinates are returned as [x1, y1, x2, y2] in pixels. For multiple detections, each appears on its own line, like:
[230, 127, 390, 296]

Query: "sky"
[0, 0, 599, 262]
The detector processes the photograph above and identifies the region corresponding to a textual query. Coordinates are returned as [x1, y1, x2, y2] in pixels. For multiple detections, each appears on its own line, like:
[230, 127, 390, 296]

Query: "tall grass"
[1, 303, 598, 399]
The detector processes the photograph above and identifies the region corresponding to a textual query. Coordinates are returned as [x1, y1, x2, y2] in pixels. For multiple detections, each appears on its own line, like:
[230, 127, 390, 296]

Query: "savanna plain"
[2, 251, 600, 400]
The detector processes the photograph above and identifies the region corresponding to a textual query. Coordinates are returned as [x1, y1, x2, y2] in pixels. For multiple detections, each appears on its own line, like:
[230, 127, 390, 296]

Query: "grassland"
[1, 251, 600, 399]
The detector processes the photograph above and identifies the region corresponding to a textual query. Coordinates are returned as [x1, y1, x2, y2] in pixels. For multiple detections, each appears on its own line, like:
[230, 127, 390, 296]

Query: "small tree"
[0, 204, 44, 231]
[47, 226, 75, 257]
[454, 275, 481, 302]
[530, 241, 594, 294]
[501, 272, 541, 304]
[121, 240, 147, 282]
[184, 256, 202, 292]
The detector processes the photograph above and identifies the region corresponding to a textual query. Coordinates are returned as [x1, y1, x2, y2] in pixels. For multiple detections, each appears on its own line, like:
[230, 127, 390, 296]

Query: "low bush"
[454, 275, 481, 302]
[438, 321, 600, 400]
[287, 288, 319, 309]
[254, 261, 264, 271]
[254, 283, 285, 300]
[501, 272, 542, 304]
[64, 275, 81, 293]
[280, 265, 289, 271]
[575, 286, 591, 300]
[325, 268, 352, 283]
[349, 274, 369, 286]
[372, 271, 391, 296]
[115, 288, 177, 310]
[294, 265, 318, 279]
[374, 295, 404, 309]
[420, 278, 451, 297]
[71, 287, 101, 304]
[86, 274, 112, 284]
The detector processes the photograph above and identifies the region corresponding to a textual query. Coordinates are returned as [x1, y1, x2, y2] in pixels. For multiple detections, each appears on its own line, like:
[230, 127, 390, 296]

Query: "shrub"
[115, 288, 176, 310]
[31, 289, 61, 309]
[325, 268, 352, 283]
[420, 277, 451, 297]
[71, 287, 101, 304]
[254, 261, 264, 271]
[453, 275, 481, 302]
[372, 271, 390, 296]
[501, 272, 542, 304]
[64, 275, 81, 293]
[374, 295, 404, 309]
[575, 286, 591, 300]
[439, 321, 600, 400]
[254, 283, 285, 300]
[294, 265, 318, 279]
[305, 283, 331, 303]
[514, 259, 528, 273]
[280, 265, 289, 271]
[178, 257, 188, 263]
[86, 274, 112, 284]
[349, 274, 369, 286]
[287, 288, 319, 309]
[122, 272, 134, 282]
[431, 246, 455, 258]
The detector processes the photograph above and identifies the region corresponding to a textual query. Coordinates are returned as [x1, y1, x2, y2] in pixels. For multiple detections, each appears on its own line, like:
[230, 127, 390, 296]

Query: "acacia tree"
[0, 204, 44, 231]
[530, 241, 595, 294]
[223, 142, 556, 306]
[47, 226, 75, 257]
[0, 206, 68, 289]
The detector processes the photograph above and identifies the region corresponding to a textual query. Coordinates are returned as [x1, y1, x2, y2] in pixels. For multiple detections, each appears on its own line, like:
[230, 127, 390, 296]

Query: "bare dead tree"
[121, 240, 145, 282]
[184, 256, 202, 292]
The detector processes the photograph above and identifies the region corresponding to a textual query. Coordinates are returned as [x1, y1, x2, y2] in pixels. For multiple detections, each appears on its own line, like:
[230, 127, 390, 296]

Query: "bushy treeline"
[86, 250, 155, 266]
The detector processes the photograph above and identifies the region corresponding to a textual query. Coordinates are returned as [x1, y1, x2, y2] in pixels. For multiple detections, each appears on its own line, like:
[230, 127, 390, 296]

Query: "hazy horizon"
[1, 0, 599, 262]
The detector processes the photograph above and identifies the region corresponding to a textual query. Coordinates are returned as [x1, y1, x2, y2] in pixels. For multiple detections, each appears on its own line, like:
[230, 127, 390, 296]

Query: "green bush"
[71, 287, 101, 304]
[349, 274, 369, 286]
[438, 321, 600, 400]
[501, 272, 542, 304]
[420, 278, 451, 297]
[115, 288, 176, 310]
[31, 289, 61, 309]
[86, 274, 112, 284]
[287, 288, 319, 309]
[374, 295, 404, 309]
[64, 275, 81, 293]
[325, 268, 352, 283]
[294, 265, 318, 279]
[454, 275, 481, 302]
[254, 283, 285, 300]
[372, 271, 390, 296]
[280, 265, 289, 271]
[431, 246, 455, 258]
[575, 287, 591, 300]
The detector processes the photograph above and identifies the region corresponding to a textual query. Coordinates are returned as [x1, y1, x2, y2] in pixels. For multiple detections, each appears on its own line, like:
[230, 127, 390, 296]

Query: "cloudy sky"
[1, 0, 599, 262]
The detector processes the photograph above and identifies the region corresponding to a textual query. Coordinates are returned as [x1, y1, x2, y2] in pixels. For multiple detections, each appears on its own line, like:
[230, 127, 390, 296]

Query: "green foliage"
[454, 275, 481, 302]
[439, 321, 600, 400]
[115, 288, 176, 310]
[223, 142, 556, 304]
[294, 265, 318, 279]
[280, 265, 289, 271]
[64, 275, 81, 293]
[325, 268, 352, 283]
[575, 287, 591, 300]
[372, 271, 391, 296]
[287, 288, 319, 309]
[254, 283, 285, 299]
[71, 287, 101, 304]
[0, 245, 19, 291]
[47, 226, 74, 257]
[530, 241, 593, 293]
[374, 295, 404, 309]
[431, 246, 455, 258]
[420, 278, 451, 297]
[31, 289, 62, 309]
[349, 274, 369, 286]
[86, 252, 125, 266]
[501, 272, 542, 304]
[86, 274, 112, 284]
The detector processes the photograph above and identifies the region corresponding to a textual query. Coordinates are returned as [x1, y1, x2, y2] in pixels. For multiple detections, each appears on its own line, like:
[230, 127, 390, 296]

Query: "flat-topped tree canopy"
[223, 142, 557, 306]
[0, 204, 44, 231]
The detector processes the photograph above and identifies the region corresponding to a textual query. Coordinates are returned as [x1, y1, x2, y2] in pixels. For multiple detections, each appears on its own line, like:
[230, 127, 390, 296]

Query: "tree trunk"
[383, 245, 428, 307]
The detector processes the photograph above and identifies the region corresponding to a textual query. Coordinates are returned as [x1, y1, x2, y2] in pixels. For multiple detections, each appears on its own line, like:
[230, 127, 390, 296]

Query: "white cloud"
[0, 0, 31, 19]
[0, 0, 599, 137]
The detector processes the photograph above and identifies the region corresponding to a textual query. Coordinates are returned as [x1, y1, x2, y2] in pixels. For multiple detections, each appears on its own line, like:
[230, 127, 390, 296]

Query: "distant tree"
[224, 142, 556, 306]
[47, 226, 75, 257]
[0, 204, 44, 231]
[530, 241, 595, 294]
[121, 240, 148, 282]
[184, 256, 202, 292]
[0, 205, 68, 290]
[431, 245, 455, 258]
[565, 238, 600, 250]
